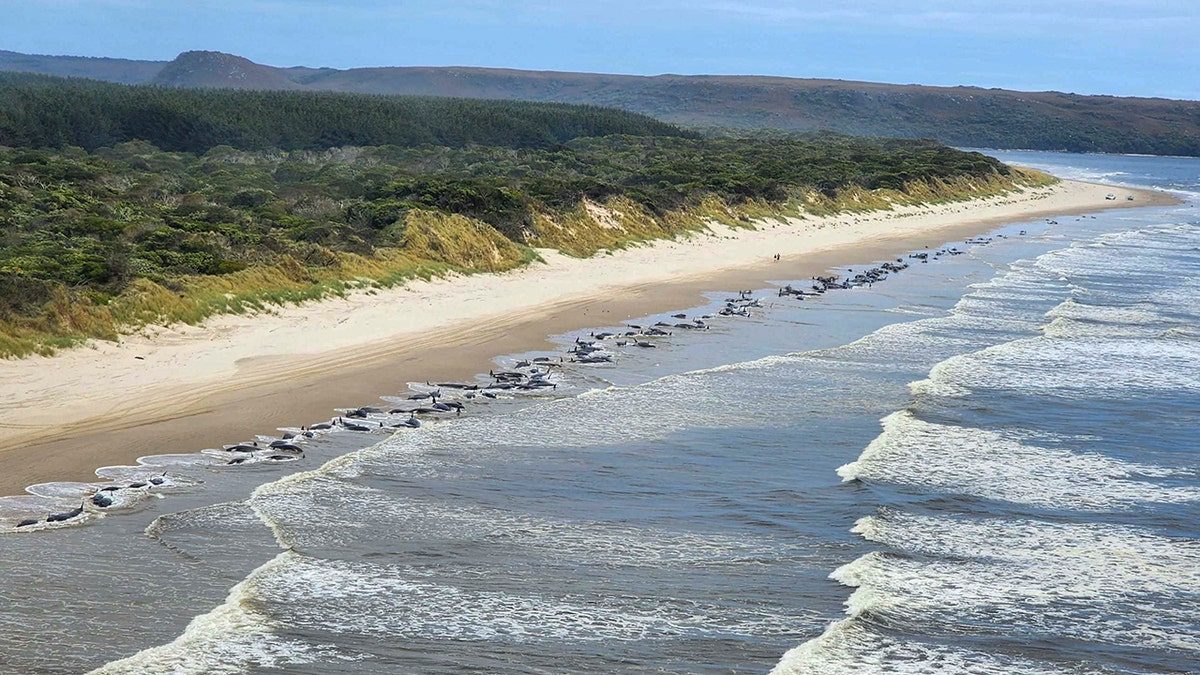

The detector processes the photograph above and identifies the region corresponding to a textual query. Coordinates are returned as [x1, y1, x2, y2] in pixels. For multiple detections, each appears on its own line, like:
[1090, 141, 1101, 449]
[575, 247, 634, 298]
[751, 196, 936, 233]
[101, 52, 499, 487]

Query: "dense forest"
[0, 73, 688, 152]
[6, 50, 1199, 157]
[0, 76, 1044, 357]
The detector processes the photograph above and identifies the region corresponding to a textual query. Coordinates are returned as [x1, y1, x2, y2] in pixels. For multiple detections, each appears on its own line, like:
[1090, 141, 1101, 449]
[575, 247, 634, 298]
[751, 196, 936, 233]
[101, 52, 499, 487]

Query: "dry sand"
[0, 180, 1177, 494]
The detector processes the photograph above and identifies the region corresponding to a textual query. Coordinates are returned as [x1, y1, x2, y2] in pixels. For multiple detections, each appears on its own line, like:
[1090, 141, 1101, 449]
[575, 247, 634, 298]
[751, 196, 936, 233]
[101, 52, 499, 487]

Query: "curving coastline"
[0, 178, 1177, 495]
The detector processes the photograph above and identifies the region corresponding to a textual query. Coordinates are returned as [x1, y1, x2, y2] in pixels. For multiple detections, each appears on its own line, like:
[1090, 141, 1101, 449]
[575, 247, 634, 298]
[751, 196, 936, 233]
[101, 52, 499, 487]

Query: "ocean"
[0, 150, 1196, 674]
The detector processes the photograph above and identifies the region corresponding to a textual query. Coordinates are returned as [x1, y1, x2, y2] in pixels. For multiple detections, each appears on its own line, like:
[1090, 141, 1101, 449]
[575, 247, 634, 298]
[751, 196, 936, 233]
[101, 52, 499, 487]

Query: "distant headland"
[2, 49, 1199, 157]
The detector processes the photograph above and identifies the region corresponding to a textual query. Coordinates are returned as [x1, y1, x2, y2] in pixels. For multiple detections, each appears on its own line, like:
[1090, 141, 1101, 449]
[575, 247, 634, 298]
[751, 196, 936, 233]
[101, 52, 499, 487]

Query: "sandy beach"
[0, 179, 1176, 495]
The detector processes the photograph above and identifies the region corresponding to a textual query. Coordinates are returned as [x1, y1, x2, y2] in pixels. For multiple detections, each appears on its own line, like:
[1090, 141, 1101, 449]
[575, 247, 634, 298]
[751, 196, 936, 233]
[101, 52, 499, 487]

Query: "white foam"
[915, 331, 1200, 400]
[126, 453, 225, 469]
[835, 513, 1200, 652]
[1041, 297, 1169, 337]
[1150, 276, 1200, 310]
[246, 555, 809, 643]
[770, 618, 1078, 675]
[1162, 325, 1200, 340]
[1036, 223, 1200, 280]
[816, 254, 1086, 371]
[0, 493, 94, 531]
[253, 474, 801, 569]
[771, 509, 1200, 674]
[910, 227, 1200, 400]
[839, 411, 1198, 510]
[23, 481, 95, 498]
[265, 355, 811, 481]
[855, 511, 1200, 590]
[87, 552, 354, 675]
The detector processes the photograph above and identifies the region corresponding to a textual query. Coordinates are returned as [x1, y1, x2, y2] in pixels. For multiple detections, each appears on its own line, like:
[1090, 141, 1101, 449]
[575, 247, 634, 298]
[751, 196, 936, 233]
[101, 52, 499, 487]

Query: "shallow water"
[1, 151, 1197, 674]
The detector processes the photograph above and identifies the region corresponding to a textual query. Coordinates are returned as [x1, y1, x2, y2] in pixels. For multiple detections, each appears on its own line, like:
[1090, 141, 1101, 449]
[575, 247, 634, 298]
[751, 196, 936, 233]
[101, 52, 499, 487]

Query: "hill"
[1, 50, 1199, 156]
[149, 50, 303, 90]
[0, 73, 689, 153]
[0, 49, 164, 85]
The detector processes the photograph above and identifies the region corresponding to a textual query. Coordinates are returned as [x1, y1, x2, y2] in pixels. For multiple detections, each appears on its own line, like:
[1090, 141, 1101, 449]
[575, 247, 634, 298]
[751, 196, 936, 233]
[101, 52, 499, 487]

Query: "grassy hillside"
[3, 50, 1198, 156]
[0, 134, 1044, 357]
[0, 73, 689, 153]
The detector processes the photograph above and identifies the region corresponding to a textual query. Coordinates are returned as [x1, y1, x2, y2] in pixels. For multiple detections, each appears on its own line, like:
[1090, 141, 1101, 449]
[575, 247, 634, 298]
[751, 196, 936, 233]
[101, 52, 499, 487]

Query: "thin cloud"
[694, 0, 1200, 30]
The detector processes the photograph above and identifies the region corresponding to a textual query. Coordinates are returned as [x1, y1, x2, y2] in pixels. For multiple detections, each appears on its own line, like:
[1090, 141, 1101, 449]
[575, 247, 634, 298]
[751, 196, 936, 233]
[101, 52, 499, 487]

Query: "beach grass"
[0, 210, 535, 358]
[0, 171, 1053, 358]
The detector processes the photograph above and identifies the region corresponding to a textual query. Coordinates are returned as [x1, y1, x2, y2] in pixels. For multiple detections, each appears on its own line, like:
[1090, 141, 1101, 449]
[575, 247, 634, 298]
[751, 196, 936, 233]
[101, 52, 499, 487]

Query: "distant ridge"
[0, 49, 164, 84]
[2, 49, 1199, 156]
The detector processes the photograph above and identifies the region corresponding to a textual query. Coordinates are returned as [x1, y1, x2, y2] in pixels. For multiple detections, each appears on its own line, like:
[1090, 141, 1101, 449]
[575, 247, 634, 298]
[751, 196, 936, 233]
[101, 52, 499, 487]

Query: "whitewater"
[0, 150, 1196, 674]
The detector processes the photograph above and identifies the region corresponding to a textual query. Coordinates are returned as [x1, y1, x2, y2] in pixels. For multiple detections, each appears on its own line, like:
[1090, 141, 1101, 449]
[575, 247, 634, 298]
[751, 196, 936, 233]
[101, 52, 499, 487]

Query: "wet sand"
[0, 181, 1177, 495]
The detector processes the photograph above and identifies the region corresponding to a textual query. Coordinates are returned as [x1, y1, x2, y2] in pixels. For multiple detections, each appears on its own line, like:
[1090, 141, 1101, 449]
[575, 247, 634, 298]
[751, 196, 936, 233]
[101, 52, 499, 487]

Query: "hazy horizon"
[0, 0, 1196, 100]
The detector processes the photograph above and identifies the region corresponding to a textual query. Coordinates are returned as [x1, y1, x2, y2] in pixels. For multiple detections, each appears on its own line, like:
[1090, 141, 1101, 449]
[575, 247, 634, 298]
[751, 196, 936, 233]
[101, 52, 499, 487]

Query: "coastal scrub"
[0, 133, 1049, 357]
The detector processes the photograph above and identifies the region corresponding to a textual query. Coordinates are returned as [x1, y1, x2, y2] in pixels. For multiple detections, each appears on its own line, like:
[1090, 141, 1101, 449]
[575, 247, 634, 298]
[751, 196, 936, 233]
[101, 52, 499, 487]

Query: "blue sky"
[1, 0, 1196, 99]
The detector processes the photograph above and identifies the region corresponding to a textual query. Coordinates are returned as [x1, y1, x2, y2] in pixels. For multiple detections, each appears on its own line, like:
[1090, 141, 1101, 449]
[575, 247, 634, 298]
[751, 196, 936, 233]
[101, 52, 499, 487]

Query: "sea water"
[0, 151, 1196, 674]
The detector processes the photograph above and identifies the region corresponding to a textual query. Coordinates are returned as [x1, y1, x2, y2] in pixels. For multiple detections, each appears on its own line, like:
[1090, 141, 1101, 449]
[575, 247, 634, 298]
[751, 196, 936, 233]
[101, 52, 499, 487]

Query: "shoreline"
[0, 179, 1178, 495]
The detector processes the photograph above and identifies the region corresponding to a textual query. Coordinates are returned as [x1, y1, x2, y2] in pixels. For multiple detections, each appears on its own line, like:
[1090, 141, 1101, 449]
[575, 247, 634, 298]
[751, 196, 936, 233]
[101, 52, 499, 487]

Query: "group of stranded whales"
[6, 228, 1033, 532]
[778, 232, 1023, 298]
[14, 473, 169, 529]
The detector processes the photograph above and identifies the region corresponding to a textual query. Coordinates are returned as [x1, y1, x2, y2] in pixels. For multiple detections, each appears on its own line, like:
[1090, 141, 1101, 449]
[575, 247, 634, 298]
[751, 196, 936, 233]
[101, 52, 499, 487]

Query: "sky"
[1, 0, 1196, 99]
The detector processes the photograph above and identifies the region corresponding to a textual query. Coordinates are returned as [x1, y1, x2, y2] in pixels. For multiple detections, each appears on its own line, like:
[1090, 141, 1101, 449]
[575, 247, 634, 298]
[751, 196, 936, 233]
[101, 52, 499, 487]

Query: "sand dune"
[0, 179, 1174, 494]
